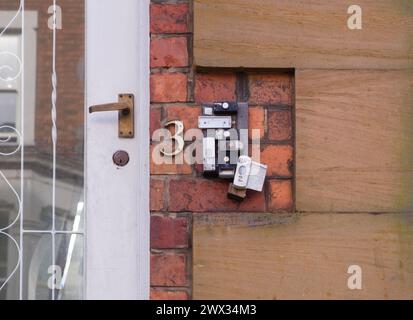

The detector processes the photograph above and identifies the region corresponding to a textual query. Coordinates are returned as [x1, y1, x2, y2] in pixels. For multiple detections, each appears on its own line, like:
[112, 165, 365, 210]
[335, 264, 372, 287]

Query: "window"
[0, 34, 20, 144]
[0, 11, 37, 145]
[0, 91, 17, 127]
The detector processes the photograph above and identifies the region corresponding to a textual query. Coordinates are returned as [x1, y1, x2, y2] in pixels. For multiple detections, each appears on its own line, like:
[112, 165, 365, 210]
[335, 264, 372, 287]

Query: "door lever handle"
[89, 93, 134, 138]
[89, 102, 130, 115]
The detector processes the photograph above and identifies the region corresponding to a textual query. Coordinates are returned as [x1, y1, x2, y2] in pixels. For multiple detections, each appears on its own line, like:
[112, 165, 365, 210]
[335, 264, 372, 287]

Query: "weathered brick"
[151, 253, 187, 287]
[195, 164, 204, 175]
[268, 179, 293, 212]
[150, 3, 189, 34]
[249, 73, 293, 106]
[150, 289, 189, 300]
[151, 37, 188, 68]
[151, 145, 193, 175]
[151, 179, 165, 211]
[168, 179, 266, 212]
[150, 107, 162, 138]
[164, 105, 201, 132]
[151, 73, 188, 103]
[195, 73, 236, 104]
[152, 105, 201, 142]
[268, 110, 292, 141]
[258, 145, 293, 177]
[249, 107, 266, 139]
[151, 215, 189, 249]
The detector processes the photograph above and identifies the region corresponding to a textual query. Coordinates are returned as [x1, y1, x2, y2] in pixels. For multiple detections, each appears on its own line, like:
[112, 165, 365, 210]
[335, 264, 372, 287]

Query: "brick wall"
[150, 0, 295, 300]
[149, 0, 192, 300]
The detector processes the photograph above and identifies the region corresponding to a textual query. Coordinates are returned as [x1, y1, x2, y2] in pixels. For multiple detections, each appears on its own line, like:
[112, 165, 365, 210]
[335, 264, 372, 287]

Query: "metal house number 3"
[160, 120, 185, 157]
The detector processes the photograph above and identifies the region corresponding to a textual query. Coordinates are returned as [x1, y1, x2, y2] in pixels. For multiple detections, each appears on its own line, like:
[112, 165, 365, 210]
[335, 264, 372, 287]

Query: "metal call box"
[199, 102, 248, 179]
[198, 102, 267, 201]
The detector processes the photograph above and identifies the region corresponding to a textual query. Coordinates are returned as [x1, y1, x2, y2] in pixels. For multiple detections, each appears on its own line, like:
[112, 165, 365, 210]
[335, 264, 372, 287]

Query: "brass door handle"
[89, 93, 135, 138]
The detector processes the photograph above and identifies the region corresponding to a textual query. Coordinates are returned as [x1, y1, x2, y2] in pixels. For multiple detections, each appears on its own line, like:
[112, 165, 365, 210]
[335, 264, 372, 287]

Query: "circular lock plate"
[113, 150, 130, 167]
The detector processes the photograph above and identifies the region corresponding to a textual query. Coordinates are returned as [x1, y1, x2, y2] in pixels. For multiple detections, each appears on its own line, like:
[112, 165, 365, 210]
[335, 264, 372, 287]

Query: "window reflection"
[0, 0, 85, 300]
[0, 91, 17, 128]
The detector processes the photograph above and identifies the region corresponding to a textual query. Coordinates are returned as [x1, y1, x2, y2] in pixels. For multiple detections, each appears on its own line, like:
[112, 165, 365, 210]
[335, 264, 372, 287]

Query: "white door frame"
[85, 0, 150, 300]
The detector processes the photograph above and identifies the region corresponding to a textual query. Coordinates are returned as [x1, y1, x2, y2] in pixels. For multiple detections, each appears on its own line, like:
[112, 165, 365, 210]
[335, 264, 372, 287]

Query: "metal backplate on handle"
[89, 93, 135, 138]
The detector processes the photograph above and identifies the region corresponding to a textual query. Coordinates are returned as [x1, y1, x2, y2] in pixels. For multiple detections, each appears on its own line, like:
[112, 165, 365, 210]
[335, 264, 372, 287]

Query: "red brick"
[151, 253, 187, 286]
[151, 3, 189, 34]
[249, 107, 266, 139]
[195, 73, 236, 104]
[151, 73, 188, 103]
[164, 105, 201, 132]
[268, 110, 292, 141]
[150, 107, 162, 138]
[151, 179, 165, 211]
[258, 145, 293, 177]
[150, 289, 189, 300]
[249, 73, 293, 105]
[152, 105, 201, 142]
[195, 164, 204, 175]
[168, 179, 265, 212]
[151, 145, 193, 175]
[151, 37, 188, 68]
[151, 215, 189, 249]
[269, 180, 293, 212]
